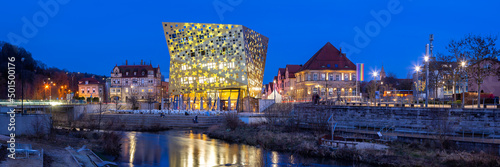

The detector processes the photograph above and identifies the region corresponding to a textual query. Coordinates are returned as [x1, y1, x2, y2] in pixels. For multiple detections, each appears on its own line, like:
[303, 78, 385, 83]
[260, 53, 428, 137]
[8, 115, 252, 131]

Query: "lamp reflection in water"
[128, 132, 137, 166]
[120, 130, 345, 167]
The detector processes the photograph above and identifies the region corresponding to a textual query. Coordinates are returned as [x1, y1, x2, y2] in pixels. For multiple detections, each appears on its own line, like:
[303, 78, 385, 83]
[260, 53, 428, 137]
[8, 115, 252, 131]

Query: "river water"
[118, 130, 362, 167]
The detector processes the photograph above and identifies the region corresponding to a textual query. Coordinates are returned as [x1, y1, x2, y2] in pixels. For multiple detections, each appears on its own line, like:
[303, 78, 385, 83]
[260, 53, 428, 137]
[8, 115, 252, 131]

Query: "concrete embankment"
[72, 114, 224, 130]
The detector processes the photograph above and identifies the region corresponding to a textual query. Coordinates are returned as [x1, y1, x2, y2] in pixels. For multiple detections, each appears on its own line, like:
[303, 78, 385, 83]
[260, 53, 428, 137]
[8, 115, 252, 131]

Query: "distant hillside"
[0, 41, 106, 100]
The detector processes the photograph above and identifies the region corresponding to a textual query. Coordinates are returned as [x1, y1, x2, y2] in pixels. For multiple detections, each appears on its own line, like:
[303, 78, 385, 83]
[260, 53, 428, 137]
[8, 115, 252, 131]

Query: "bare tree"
[128, 96, 140, 110]
[459, 34, 499, 107]
[113, 97, 122, 111]
[96, 102, 109, 131]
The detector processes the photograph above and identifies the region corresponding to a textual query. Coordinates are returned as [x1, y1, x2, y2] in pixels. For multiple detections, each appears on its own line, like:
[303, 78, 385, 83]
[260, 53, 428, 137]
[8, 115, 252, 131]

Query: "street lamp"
[372, 72, 378, 106]
[415, 66, 421, 105]
[21, 57, 25, 113]
[424, 54, 429, 107]
[273, 80, 276, 103]
[461, 61, 466, 108]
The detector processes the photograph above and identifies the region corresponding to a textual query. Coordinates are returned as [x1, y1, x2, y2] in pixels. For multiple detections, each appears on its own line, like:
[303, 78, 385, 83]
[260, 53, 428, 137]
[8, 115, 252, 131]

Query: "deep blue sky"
[1, 0, 499, 83]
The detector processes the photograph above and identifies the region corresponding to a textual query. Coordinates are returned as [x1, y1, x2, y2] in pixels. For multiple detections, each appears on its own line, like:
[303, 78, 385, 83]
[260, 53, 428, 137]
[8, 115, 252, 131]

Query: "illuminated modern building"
[162, 22, 269, 112]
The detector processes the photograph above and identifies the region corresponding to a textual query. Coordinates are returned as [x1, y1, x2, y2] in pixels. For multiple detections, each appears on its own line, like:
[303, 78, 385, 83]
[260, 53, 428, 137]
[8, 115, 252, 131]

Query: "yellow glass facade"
[162, 22, 268, 111]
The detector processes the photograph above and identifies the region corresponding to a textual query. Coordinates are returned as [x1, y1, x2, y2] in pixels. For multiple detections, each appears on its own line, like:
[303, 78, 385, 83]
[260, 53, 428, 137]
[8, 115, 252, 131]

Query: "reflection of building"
[294, 42, 357, 101]
[78, 77, 104, 101]
[109, 60, 162, 102]
[163, 22, 269, 112]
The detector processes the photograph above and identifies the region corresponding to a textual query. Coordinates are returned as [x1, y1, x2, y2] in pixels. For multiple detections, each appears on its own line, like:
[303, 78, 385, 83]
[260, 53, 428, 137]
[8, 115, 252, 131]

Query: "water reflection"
[119, 130, 358, 167]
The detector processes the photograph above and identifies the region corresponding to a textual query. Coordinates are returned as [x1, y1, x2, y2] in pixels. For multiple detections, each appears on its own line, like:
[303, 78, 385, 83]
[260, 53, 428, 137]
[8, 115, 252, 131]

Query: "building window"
[307, 74, 311, 81]
[81, 89, 84, 94]
[111, 89, 115, 93]
[344, 74, 349, 80]
[321, 74, 326, 81]
[352, 74, 356, 81]
[93, 88, 96, 93]
[336, 75, 340, 81]
[313, 74, 318, 81]
[134, 72, 137, 75]
[126, 72, 129, 76]
[117, 89, 120, 93]
[125, 88, 129, 93]
[329, 88, 333, 96]
[87, 88, 90, 93]
[321, 88, 325, 96]
[329, 74, 333, 81]
[141, 79, 144, 84]
[313, 87, 318, 94]
[141, 89, 144, 92]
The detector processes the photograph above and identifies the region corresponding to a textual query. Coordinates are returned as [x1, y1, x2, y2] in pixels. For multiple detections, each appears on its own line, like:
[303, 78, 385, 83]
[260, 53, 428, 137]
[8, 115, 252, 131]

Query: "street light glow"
[424, 56, 429, 62]
[372, 71, 377, 77]
[415, 66, 420, 72]
[461, 61, 466, 67]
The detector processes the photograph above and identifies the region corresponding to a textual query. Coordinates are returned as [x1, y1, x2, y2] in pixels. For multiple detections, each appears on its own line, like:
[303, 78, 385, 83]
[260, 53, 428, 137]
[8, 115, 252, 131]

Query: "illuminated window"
[313, 74, 318, 81]
[329, 74, 333, 81]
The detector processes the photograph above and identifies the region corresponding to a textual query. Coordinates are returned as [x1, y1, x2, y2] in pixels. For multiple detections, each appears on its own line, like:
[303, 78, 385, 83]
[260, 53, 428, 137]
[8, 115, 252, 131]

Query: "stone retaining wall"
[293, 105, 500, 135]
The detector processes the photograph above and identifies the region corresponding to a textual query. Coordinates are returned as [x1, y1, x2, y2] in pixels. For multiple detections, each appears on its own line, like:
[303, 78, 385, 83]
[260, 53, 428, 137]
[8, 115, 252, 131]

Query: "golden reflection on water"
[128, 132, 136, 166]
[121, 130, 342, 167]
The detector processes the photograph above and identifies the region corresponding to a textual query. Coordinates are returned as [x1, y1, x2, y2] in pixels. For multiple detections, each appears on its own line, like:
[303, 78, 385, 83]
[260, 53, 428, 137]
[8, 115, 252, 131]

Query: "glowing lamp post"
[461, 61, 466, 108]
[424, 54, 429, 107]
[372, 72, 378, 106]
[415, 66, 420, 105]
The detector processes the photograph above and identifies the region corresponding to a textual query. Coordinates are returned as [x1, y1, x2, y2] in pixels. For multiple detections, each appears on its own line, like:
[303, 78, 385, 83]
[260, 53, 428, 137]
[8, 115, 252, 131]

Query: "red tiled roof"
[78, 77, 100, 84]
[299, 42, 356, 71]
[286, 65, 301, 78]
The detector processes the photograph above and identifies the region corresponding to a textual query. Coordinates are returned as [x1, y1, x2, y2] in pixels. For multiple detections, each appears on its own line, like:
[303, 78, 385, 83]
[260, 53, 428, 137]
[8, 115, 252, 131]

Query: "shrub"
[100, 132, 123, 157]
[224, 113, 241, 130]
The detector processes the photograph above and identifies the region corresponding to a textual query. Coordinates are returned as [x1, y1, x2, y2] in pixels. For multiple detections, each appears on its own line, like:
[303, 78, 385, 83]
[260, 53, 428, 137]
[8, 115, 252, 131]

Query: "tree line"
[0, 42, 106, 100]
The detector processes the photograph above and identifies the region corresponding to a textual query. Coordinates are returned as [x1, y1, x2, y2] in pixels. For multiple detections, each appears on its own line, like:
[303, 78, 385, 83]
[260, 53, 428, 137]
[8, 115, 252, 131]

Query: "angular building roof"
[299, 42, 356, 71]
[78, 77, 100, 85]
[114, 63, 160, 78]
[278, 68, 286, 79]
[286, 65, 301, 78]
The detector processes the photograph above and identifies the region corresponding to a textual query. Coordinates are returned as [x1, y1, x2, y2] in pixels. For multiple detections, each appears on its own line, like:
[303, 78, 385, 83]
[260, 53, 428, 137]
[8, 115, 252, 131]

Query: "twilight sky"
[1, 0, 499, 83]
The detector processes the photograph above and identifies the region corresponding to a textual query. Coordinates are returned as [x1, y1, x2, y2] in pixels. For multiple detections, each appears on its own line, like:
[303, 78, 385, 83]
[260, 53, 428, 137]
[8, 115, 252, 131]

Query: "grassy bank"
[205, 122, 500, 167]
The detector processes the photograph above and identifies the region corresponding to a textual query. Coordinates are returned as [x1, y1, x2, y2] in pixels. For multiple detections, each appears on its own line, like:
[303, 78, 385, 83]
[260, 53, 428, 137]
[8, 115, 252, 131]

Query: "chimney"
[125, 60, 128, 65]
[141, 59, 143, 65]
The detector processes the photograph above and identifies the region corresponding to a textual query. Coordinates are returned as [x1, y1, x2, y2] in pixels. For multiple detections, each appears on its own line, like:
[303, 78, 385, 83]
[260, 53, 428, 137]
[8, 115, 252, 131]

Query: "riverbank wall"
[291, 104, 500, 154]
[72, 114, 224, 130]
